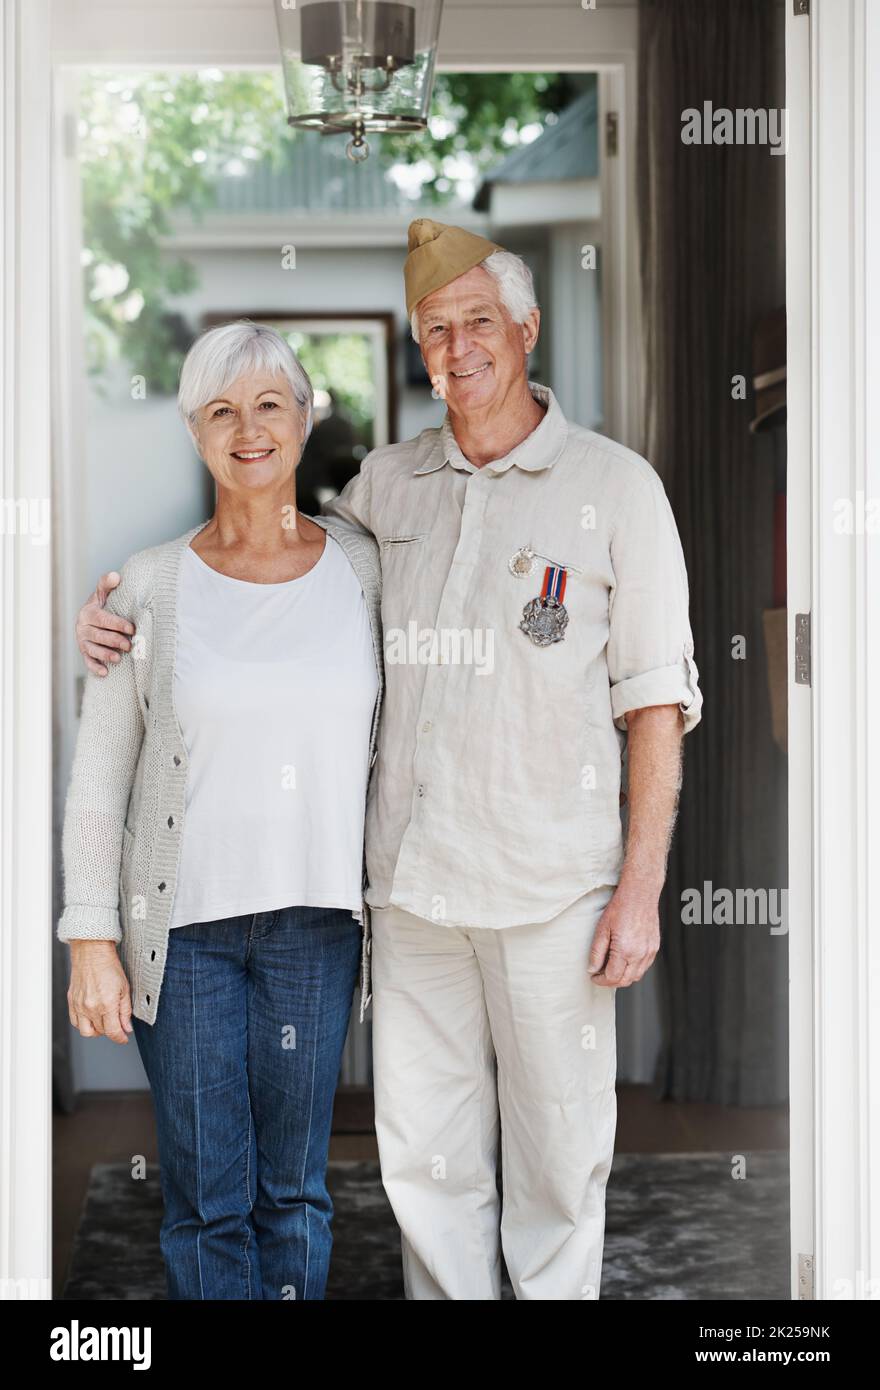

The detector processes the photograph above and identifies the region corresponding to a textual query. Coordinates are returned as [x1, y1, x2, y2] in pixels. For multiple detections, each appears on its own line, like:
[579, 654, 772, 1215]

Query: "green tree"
[80, 70, 287, 394]
[382, 72, 589, 201]
[279, 330, 376, 435]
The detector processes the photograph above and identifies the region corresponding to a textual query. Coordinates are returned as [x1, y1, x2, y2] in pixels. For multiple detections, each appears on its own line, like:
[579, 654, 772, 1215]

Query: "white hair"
[410, 249, 538, 343]
[178, 319, 315, 446]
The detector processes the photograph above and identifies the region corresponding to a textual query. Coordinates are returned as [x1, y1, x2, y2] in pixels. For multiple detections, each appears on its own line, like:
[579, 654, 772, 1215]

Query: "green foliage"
[278, 330, 376, 434]
[79, 70, 287, 394]
[381, 72, 585, 201]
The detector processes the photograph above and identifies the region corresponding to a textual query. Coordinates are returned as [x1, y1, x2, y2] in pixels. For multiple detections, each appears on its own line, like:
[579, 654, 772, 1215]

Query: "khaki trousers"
[370, 885, 619, 1300]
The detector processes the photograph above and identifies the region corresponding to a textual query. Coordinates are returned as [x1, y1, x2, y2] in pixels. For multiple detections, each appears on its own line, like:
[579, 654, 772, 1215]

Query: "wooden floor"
[53, 1085, 789, 1298]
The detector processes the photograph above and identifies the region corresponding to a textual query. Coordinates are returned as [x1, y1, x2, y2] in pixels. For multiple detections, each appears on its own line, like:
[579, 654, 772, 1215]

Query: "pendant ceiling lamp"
[273, 0, 444, 162]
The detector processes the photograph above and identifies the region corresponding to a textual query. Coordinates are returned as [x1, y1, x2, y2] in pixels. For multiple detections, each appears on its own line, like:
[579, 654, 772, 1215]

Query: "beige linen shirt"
[324, 381, 702, 930]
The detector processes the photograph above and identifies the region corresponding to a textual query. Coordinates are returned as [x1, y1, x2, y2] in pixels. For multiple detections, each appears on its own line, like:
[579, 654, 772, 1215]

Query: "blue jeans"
[131, 905, 362, 1300]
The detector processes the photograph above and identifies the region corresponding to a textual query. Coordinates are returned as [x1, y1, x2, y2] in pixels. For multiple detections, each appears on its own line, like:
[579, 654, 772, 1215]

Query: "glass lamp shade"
[274, 0, 444, 158]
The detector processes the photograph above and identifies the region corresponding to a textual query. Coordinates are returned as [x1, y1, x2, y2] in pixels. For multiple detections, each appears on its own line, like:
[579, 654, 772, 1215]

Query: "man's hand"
[588, 883, 660, 987]
[67, 940, 133, 1044]
[76, 572, 136, 676]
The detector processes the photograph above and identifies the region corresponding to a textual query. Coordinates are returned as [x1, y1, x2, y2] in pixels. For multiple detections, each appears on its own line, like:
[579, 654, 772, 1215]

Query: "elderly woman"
[58, 320, 383, 1301]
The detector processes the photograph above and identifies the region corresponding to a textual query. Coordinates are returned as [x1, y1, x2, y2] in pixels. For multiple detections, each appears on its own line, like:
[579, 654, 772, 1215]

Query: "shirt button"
[422, 721, 432, 733]
[417, 784, 425, 797]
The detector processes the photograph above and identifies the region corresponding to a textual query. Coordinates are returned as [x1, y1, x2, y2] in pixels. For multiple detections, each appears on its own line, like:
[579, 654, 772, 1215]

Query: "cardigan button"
[157, 882, 166, 892]
[167, 815, 174, 829]
[172, 755, 181, 767]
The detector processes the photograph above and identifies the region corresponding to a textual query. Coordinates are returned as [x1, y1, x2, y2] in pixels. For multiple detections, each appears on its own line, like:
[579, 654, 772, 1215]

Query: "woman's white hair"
[410, 249, 538, 342]
[178, 319, 315, 446]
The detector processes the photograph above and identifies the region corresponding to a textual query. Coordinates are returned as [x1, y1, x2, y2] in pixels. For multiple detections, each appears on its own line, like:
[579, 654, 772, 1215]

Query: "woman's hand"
[67, 941, 134, 1043]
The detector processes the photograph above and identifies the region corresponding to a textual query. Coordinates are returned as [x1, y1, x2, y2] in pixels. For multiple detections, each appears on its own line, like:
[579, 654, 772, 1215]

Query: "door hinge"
[795, 612, 811, 686]
[798, 1253, 814, 1299]
[793, 0, 809, 15]
[605, 112, 618, 158]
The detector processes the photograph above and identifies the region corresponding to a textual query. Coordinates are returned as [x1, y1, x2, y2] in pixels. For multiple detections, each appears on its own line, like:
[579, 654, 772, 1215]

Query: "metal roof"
[210, 131, 432, 214]
[472, 87, 599, 212]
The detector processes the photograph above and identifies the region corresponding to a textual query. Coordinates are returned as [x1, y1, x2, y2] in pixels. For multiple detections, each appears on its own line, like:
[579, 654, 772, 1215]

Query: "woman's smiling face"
[193, 371, 306, 493]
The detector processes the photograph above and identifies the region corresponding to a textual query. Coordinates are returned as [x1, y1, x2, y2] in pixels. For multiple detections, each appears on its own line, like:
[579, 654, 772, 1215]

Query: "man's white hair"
[410, 249, 538, 343]
[178, 319, 315, 446]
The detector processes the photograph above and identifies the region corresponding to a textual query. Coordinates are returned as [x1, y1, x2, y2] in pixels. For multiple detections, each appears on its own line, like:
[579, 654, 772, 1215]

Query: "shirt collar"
[412, 381, 569, 477]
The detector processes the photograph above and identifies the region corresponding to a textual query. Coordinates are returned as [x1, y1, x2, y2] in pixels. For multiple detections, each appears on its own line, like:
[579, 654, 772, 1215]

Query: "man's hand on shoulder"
[76, 571, 136, 677]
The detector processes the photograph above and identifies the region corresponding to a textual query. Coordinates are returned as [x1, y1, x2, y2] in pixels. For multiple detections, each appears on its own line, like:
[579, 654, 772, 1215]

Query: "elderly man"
[75, 219, 702, 1301]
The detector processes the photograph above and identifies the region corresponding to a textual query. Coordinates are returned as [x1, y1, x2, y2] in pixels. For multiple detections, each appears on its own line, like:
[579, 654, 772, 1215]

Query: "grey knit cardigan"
[57, 515, 384, 1026]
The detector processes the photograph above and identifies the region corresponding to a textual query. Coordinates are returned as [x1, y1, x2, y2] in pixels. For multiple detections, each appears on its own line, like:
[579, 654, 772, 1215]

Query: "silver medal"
[519, 594, 569, 646]
[508, 545, 536, 578]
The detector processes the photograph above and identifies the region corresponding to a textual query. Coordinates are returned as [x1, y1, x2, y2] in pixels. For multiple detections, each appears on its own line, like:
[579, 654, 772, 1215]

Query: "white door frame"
[0, 0, 53, 1299]
[4, 0, 879, 1300]
[787, 0, 880, 1301]
[785, 0, 814, 1302]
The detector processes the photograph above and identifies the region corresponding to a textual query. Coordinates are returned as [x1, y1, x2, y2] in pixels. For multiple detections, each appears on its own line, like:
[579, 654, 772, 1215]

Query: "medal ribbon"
[541, 564, 567, 603]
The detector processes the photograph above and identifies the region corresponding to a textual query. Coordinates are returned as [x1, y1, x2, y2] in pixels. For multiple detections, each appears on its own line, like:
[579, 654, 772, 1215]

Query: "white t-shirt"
[168, 532, 379, 929]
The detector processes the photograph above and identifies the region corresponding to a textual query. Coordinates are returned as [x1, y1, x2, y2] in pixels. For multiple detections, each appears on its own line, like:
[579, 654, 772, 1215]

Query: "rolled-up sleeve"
[606, 467, 703, 735]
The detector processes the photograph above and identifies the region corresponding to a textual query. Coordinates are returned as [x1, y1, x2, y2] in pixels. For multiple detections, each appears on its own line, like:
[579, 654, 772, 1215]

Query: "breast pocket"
[377, 534, 430, 629]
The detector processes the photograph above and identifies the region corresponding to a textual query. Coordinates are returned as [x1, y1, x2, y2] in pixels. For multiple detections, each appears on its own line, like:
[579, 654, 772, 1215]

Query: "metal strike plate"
[795, 612, 811, 686]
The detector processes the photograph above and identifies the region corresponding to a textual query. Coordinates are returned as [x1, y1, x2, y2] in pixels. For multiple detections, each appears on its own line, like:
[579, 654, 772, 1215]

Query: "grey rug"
[60, 1151, 789, 1300]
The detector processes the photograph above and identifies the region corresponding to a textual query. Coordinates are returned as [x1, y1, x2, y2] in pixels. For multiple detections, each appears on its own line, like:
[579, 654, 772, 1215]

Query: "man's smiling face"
[416, 265, 540, 415]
